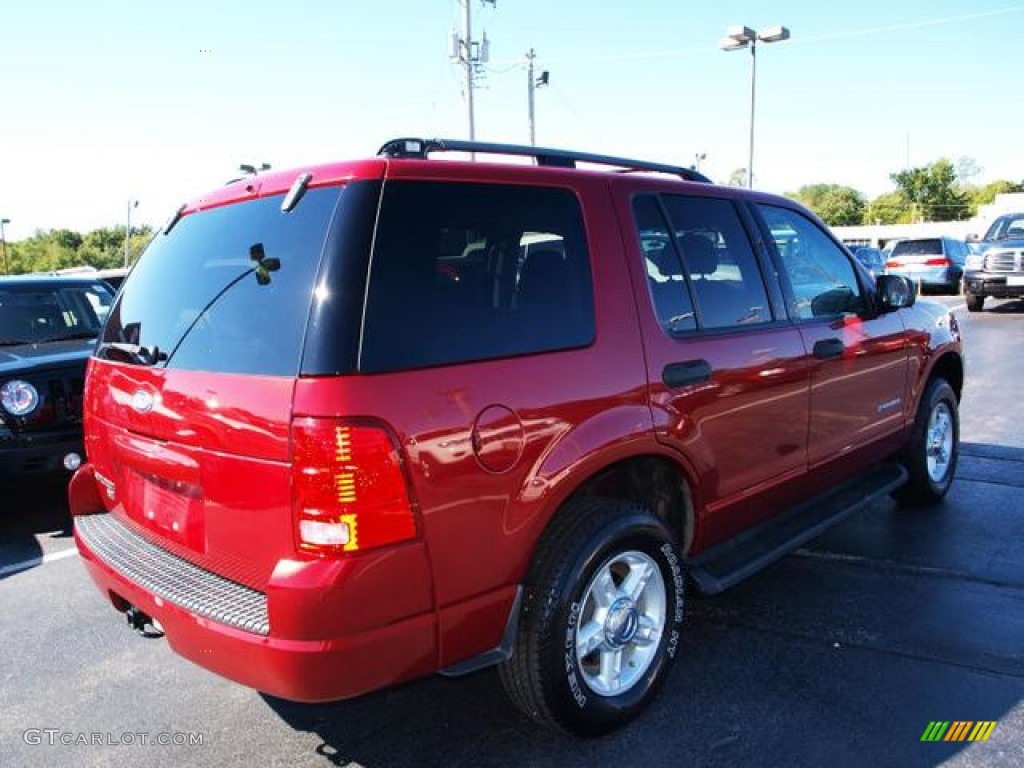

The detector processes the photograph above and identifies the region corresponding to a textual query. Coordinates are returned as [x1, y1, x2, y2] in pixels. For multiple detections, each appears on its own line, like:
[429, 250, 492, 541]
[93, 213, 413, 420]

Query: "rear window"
[99, 188, 341, 376]
[891, 239, 942, 257]
[360, 181, 594, 372]
[0, 281, 112, 345]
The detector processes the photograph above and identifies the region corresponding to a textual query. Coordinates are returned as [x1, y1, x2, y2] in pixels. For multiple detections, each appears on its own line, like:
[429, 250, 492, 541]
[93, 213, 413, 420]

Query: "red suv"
[71, 138, 964, 736]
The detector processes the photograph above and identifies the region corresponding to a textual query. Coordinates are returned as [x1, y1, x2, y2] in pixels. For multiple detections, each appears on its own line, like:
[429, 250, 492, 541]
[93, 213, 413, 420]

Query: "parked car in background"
[963, 212, 1024, 312]
[0, 275, 114, 482]
[70, 137, 963, 736]
[849, 245, 885, 278]
[884, 236, 968, 294]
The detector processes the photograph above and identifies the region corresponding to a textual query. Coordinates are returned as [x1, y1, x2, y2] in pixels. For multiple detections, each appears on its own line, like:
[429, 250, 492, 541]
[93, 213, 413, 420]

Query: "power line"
[488, 5, 1024, 66]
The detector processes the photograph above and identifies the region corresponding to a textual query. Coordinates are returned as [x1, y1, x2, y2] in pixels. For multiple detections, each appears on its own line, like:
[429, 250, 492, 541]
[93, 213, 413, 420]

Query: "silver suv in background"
[884, 237, 969, 295]
[964, 212, 1024, 312]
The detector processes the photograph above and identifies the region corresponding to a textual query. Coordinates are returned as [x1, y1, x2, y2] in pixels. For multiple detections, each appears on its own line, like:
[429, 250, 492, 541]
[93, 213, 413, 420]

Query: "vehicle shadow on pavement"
[980, 298, 1024, 314]
[0, 479, 71, 580]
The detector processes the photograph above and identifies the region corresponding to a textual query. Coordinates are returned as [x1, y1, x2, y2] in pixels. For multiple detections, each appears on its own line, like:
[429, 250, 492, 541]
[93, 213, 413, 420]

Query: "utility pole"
[124, 200, 138, 268]
[0, 218, 10, 275]
[462, 0, 475, 141]
[526, 49, 549, 146]
[449, 1, 494, 146]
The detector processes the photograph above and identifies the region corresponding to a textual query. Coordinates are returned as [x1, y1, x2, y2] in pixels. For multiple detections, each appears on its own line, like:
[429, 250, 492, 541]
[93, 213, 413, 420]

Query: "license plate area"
[1006, 275, 1024, 286]
[128, 470, 206, 551]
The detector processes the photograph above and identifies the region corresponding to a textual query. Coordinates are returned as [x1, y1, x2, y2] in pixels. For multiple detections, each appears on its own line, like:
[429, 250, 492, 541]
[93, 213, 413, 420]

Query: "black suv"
[0, 275, 114, 481]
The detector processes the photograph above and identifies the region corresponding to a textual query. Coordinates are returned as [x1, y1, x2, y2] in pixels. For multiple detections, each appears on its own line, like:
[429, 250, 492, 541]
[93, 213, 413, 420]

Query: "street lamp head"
[719, 36, 749, 51]
[725, 25, 756, 44]
[0, 218, 9, 225]
[757, 25, 791, 43]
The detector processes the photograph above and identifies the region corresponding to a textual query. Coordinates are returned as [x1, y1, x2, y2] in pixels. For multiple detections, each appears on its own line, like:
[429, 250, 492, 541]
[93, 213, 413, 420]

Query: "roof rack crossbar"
[376, 137, 711, 183]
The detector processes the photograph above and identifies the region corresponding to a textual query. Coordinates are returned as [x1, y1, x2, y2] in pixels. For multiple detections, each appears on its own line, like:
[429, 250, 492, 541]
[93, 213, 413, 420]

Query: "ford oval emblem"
[131, 390, 155, 414]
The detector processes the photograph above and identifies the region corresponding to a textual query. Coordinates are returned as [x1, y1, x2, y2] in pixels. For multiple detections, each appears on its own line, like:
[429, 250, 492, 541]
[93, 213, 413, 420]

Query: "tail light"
[291, 418, 417, 556]
[885, 260, 902, 269]
[925, 258, 952, 267]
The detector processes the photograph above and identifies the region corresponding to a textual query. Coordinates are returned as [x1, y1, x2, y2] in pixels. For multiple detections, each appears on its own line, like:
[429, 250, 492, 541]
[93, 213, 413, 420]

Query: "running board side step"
[685, 463, 908, 596]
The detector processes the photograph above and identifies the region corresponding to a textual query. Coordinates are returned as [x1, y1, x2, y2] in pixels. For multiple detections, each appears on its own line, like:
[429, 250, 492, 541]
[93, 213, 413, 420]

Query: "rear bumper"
[886, 266, 960, 287]
[0, 426, 83, 481]
[70, 461, 440, 702]
[74, 519, 438, 702]
[964, 273, 1024, 299]
[76, 542, 437, 701]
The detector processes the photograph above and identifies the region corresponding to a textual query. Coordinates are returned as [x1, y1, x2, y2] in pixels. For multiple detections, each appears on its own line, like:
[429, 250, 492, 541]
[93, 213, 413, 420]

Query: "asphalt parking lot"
[1, 296, 1022, 767]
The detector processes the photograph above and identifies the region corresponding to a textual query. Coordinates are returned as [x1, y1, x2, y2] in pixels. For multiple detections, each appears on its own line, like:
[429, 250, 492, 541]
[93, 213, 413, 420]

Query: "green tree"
[966, 179, 1024, 215]
[1, 223, 155, 274]
[890, 158, 970, 221]
[865, 192, 913, 225]
[788, 184, 866, 226]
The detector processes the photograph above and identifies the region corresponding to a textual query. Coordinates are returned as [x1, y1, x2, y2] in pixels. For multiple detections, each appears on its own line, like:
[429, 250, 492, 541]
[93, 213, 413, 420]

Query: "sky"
[1, 0, 1023, 240]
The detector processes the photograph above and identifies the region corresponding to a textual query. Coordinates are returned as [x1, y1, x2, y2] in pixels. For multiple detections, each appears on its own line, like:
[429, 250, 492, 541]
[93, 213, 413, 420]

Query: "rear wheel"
[895, 378, 959, 507]
[965, 293, 985, 312]
[499, 498, 685, 736]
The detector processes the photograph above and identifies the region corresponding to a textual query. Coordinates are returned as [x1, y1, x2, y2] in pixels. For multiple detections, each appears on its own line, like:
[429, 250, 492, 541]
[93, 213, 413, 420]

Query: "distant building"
[832, 192, 1024, 248]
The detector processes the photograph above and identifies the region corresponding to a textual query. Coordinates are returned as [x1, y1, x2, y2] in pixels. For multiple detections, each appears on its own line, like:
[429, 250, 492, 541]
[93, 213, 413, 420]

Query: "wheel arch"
[529, 450, 700, 561]
[926, 349, 964, 403]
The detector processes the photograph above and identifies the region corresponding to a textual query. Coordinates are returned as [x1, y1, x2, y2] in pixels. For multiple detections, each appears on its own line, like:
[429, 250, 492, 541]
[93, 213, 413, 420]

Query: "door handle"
[813, 338, 845, 360]
[662, 359, 712, 388]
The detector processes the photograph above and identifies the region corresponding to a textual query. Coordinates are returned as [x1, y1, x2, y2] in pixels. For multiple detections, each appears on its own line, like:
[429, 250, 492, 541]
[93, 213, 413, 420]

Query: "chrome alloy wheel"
[926, 401, 954, 483]
[574, 550, 666, 697]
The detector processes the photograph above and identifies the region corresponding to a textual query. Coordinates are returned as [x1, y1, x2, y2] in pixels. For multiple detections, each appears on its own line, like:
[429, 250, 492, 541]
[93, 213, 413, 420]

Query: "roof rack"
[376, 137, 711, 183]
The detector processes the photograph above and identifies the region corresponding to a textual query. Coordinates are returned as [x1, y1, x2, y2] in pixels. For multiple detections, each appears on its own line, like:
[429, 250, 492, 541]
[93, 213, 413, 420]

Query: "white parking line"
[0, 547, 79, 578]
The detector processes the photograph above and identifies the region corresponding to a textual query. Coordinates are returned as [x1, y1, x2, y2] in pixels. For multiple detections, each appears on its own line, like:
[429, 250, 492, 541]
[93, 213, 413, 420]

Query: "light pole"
[719, 25, 790, 189]
[124, 200, 138, 268]
[693, 152, 706, 173]
[1, 218, 10, 275]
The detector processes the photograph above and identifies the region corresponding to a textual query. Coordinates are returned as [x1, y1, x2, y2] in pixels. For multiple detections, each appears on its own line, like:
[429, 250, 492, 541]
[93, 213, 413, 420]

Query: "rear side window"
[633, 194, 771, 332]
[360, 181, 594, 372]
[100, 188, 341, 375]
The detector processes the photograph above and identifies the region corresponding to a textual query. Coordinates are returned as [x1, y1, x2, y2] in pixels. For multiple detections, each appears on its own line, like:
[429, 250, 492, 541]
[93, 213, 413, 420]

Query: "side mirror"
[877, 274, 916, 312]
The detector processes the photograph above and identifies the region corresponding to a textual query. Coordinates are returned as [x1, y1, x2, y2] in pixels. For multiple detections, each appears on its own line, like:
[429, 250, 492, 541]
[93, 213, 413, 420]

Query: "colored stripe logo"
[921, 721, 997, 742]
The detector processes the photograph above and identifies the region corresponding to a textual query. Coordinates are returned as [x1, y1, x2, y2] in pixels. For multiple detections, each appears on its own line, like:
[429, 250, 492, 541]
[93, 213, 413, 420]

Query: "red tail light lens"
[924, 258, 951, 267]
[291, 418, 417, 556]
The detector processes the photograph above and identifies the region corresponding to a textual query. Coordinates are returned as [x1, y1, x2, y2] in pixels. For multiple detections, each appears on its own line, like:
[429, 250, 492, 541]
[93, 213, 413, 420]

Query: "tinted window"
[891, 239, 942, 257]
[632, 196, 697, 334]
[360, 182, 594, 372]
[758, 205, 867, 319]
[0, 281, 112, 345]
[101, 188, 340, 375]
[661, 195, 771, 329]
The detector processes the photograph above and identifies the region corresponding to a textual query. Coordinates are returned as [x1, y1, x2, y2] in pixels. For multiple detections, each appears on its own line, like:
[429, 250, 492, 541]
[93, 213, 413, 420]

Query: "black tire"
[965, 293, 984, 312]
[895, 378, 959, 507]
[498, 497, 685, 736]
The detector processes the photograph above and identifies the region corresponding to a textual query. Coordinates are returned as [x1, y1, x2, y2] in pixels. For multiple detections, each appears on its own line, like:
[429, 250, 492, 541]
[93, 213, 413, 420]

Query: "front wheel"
[965, 292, 984, 312]
[498, 498, 685, 736]
[895, 377, 959, 507]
